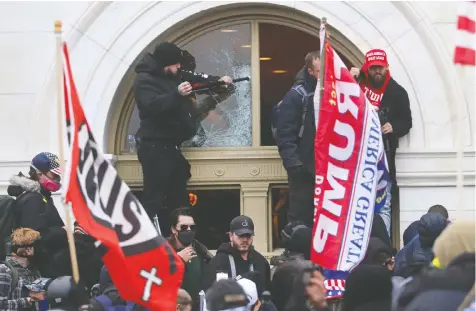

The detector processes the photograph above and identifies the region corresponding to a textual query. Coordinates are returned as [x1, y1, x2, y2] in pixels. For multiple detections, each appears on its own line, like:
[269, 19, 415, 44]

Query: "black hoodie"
[202, 242, 270, 294]
[133, 53, 197, 144]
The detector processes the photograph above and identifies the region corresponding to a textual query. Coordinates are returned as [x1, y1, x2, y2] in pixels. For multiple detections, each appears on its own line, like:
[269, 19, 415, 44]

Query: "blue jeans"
[377, 183, 392, 237]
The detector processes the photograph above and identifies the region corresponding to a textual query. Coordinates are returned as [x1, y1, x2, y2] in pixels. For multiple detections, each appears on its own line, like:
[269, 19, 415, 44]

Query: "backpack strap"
[292, 85, 315, 138]
[95, 295, 114, 310]
[228, 255, 254, 279]
[2, 261, 18, 290]
[228, 255, 236, 279]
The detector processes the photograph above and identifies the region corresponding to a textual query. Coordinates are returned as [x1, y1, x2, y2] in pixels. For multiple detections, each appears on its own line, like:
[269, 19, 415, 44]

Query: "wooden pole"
[54, 20, 80, 284]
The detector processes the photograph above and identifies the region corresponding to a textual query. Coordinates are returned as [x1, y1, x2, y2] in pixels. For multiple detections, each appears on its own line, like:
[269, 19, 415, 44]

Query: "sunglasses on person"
[177, 224, 197, 232]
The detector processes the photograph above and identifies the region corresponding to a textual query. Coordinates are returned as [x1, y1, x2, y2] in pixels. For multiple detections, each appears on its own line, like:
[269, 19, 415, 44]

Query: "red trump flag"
[62, 42, 184, 311]
[311, 40, 388, 271]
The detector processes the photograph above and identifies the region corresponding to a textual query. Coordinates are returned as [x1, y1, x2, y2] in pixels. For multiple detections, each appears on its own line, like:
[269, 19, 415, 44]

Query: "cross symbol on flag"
[140, 267, 163, 302]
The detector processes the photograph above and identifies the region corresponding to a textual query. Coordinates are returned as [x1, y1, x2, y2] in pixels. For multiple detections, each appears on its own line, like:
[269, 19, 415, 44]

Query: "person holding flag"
[350, 50, 413, 233]
[310, 18, 392, 300]
[56, 21, 185, 311]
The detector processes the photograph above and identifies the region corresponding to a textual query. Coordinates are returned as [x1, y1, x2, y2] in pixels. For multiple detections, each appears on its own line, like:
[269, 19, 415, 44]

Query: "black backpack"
[0, 195, 18, 261]
[271, 84, 314, 141]
[0, 260, 40, 289]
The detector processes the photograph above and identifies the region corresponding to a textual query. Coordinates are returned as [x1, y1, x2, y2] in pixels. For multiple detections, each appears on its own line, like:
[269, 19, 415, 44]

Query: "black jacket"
[396, 253, 475, 311]
[43, 233, 104, 291]
[133, 53, 221, 145]
[276, 67, 317, 173]
[134, 53, 196, 144]
[167, 236, 213, 267]
[377, 78, 412, 183]
[403, 220, 420, 246]
[7, 174, 64, 237]
[394, 213, 447, 278]
[202, 243, 271, 294]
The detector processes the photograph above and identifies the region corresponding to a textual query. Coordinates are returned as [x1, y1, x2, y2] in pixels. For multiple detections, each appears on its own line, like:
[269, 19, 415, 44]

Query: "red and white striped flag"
[454, 1, 476, 66]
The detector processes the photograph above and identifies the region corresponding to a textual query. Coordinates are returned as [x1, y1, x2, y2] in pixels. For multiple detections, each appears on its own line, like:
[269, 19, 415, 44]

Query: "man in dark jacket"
[402, 204, 449, 246]
[167, 207, 212, 311]
[275, 51, 319, 228]
[133, 42, 232, 235]
[351, 49, 412, 233]
[394, 213, 447, 278]
[202, 216, 270, 295]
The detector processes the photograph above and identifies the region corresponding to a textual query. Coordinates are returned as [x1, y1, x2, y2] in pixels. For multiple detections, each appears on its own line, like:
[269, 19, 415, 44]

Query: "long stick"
[319, 18, 328, 107]
[454, 65, 465, 221]
[55, 20, 80, 284]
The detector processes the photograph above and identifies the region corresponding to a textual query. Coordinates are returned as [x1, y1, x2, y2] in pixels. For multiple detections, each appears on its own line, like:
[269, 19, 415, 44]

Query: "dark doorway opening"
[259, 23, 354, 146]
[133, 188, 241, 250]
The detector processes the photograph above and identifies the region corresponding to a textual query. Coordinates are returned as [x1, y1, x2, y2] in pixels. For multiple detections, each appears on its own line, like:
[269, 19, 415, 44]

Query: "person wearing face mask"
[7, 152, 64, 238]
[202, 216, 271, 296]
[167, 208, 213, 311]
[0, 228, 42, 311]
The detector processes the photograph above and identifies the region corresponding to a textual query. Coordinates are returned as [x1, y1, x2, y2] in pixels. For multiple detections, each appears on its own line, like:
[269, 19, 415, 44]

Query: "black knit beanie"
[152, 42, 183, 68]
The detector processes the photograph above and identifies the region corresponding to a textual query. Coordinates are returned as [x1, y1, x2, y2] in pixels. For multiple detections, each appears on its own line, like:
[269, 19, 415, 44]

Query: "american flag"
[454, 1, 476, 65]
[44, 152, 62, 176]
[324, 269, 348, 299]
[325, 278, 346, 299]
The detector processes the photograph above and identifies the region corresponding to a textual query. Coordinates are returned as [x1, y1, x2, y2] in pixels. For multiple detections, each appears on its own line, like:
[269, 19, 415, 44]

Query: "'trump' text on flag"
[311, 39, 389, 272]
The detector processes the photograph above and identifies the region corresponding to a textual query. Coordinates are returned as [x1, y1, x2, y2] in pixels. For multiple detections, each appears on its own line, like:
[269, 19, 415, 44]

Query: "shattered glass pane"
[125, 23, 252, 151]
[181, 23, 252, 148]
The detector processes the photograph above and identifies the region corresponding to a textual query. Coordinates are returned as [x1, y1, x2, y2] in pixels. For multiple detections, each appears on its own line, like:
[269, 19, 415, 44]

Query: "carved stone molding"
[114, 149, 475, 188]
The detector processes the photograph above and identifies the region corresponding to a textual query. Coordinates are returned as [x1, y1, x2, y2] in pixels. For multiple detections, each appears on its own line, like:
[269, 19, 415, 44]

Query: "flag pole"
[54, 20, 80, 284]
[319, 17, 328, 106]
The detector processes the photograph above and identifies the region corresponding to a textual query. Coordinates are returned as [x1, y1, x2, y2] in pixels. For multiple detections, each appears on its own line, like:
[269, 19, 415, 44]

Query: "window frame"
[112, 7, 364, 155]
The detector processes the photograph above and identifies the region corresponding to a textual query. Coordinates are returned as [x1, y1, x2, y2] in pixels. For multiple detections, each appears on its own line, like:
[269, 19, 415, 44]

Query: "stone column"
[241, 182, 270, 253]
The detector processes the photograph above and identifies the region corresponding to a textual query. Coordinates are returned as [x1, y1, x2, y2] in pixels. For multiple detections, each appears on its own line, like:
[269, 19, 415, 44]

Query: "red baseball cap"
[363, 49, 388, 69]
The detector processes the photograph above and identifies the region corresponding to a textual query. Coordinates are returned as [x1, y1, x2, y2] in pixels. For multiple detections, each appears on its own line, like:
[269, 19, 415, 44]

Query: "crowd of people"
[0, 153, 474, 311]
[0, 41, 473, 311]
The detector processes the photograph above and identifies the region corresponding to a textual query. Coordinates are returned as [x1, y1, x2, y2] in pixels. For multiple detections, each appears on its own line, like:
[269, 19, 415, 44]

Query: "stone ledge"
[0, 150, 474, 188]
[114, 149, 476, 188]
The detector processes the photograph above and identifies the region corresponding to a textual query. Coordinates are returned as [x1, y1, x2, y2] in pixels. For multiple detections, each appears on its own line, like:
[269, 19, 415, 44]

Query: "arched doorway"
[108, 4, 364, 254]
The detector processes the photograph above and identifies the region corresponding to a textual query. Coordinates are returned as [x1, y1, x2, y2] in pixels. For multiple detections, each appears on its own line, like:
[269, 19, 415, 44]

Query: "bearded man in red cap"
[351, 49, 412, 235]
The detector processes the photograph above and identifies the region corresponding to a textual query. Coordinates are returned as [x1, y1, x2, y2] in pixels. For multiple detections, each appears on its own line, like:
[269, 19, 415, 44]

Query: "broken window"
[182, 23, 252, 147]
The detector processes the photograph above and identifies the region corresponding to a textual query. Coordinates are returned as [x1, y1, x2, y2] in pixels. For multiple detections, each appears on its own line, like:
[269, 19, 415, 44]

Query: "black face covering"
[177, 231, 195, 246]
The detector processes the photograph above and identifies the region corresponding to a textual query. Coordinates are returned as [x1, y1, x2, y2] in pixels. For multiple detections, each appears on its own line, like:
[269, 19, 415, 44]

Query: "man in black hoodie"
[133, 42, 232, 234]
[275, 51, 319, 228]
[202, 216, 270, 295]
